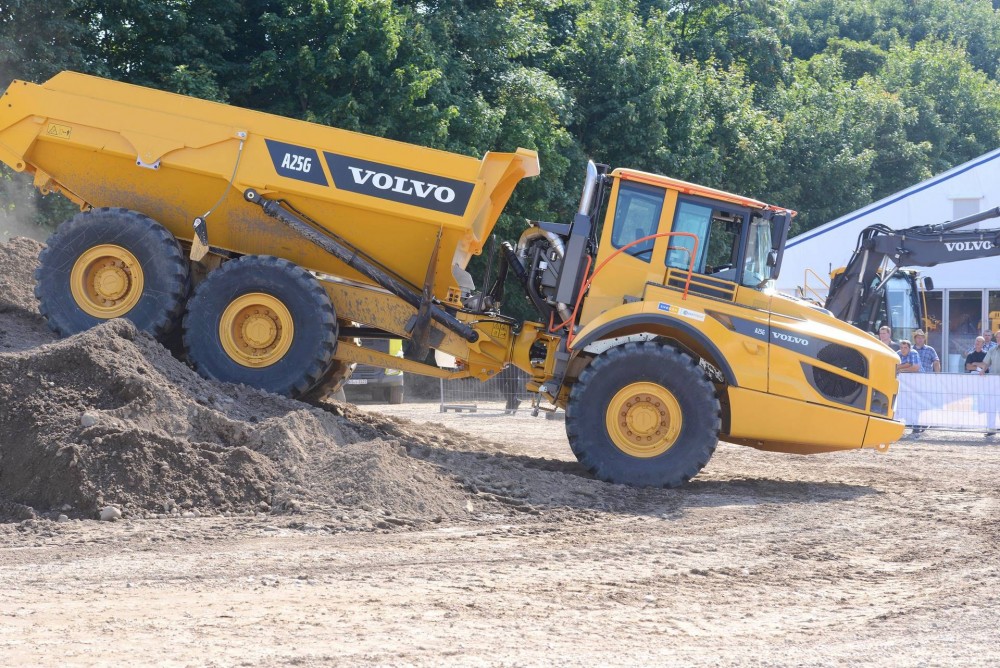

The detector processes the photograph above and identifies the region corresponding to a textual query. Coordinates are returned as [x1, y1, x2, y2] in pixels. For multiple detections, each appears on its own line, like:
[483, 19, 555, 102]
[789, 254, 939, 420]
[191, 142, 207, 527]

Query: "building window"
[948, 290, 983, 371]
[951, 197, 982, 223]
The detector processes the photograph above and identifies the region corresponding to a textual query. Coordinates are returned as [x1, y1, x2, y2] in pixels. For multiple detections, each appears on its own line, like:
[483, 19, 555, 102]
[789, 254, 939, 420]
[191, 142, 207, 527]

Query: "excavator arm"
[825, 207, 1000, 328]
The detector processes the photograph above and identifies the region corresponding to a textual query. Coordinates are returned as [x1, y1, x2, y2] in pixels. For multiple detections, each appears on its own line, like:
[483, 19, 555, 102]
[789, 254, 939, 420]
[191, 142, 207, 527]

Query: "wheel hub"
[219, 293, 294, 368]
[241, 311, 279, 349]
[70, 245, 145, 318]
[93, 263, 130, 301]
[607, 382, 682, 458]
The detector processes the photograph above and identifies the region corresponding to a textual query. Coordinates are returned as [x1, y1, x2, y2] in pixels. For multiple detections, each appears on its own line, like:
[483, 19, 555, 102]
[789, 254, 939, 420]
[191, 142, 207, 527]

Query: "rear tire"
[183, 255, 337, 398]
[565, 341, 720, 487]
[35, 208, 188, 340]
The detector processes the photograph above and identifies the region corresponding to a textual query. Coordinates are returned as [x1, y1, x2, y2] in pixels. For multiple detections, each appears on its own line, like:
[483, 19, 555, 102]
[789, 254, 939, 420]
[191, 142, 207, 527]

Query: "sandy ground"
[2, 401, 999, 667]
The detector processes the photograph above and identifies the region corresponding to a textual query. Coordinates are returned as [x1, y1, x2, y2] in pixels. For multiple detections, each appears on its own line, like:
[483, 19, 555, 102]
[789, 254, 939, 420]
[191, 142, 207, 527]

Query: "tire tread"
[565, 341, 720, 487]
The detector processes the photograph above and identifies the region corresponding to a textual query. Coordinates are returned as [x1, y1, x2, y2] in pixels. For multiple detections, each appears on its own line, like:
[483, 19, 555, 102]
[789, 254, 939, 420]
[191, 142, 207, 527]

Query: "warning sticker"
[658, 302, 705, 322]
[678, 307, 706, 322]
[45, 123, 72, 139]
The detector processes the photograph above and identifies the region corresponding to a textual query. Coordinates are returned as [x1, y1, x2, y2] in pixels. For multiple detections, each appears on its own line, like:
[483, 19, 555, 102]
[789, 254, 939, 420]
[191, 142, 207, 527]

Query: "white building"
[778, 148, 1000, 372]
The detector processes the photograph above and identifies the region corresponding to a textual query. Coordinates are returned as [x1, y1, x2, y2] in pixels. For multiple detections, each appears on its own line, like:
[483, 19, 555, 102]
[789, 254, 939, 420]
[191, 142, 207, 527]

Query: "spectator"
[966, 336, 988, 373]
[897, 340, 920, 373]
[878, 325, 899, 351]
[967, 330, 997, 355]
[983, 336, 1000, 373]
[911, 330, 940, 373]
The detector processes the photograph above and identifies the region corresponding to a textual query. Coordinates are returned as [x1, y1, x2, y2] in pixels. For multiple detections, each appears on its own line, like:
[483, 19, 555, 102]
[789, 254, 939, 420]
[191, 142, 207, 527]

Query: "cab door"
[580, 177, 675, 323]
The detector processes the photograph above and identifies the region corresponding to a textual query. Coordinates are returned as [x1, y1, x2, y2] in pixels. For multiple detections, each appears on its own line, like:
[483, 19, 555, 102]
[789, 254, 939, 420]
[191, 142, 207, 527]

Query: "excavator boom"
[826, 207, 1000, 328]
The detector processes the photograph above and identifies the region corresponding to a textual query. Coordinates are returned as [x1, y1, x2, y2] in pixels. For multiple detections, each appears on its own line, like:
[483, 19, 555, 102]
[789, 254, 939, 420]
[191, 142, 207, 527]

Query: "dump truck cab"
[509, 165, 903, 482]
[581, 168, 790, 322]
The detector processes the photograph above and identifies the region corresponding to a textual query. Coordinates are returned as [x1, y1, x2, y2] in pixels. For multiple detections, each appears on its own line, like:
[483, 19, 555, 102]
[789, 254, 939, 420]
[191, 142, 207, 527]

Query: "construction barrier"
[439, 368, 536, 414]
[897, 372, 1000, 431]
[438, 371, 998, 429]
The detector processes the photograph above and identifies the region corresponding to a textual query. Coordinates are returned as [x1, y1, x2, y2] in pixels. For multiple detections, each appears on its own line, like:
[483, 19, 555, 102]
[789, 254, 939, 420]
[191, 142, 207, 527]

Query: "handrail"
[801, 267, 829, 303]
[553, 231, 700, 349]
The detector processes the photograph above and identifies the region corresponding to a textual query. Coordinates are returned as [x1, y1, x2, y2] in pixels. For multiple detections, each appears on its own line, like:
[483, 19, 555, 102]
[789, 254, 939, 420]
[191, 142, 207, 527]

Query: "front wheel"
[183, 255, 337, 397]
[565, 341, 720, 487]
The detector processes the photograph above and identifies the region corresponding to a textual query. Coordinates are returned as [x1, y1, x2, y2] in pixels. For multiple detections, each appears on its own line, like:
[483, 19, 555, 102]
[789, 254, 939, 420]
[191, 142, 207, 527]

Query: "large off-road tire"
[301, 359, 355, 404]
[565, 341, 720, 487]
[183, 255, 337, 398]
[34, 208, 189, 340]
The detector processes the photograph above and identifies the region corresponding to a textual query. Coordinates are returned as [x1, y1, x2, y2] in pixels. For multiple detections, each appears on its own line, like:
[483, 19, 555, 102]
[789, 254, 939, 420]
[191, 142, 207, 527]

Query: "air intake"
[811, 343, 867, 402]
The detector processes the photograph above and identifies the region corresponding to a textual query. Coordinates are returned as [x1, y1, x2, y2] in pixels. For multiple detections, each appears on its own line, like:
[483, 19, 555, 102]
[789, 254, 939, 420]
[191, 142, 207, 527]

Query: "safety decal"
[45, 123, 72, 139]
[677, 307, 706, 322]
[658, 303, 705, 322]
[264, 139, 328, 186]
[324, 152, 474, 216]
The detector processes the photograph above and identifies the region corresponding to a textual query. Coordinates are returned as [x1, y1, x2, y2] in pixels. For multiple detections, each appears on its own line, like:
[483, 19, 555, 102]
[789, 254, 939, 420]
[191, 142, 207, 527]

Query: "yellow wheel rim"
[70, 244, 145, 319]
[218, 293, 295, 368]
[606, 382, 682, 458]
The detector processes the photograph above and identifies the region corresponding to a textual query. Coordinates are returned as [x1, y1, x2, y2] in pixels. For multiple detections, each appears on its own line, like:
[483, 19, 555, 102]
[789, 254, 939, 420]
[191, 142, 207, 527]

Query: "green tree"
[767, 54, 930, 232]
[877, 40, 1000, 174]
[664, 0, 793, 92]
[0, 0, 89, 84]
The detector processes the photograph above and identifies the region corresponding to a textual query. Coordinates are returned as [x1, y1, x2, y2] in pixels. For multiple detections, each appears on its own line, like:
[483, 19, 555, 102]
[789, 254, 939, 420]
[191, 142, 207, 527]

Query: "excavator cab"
[872, 272, 923, 342]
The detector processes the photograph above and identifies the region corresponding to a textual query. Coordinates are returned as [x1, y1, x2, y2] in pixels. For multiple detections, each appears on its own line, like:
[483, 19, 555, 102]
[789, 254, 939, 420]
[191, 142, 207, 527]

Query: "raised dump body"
[0, 71, 905, 489]
[0, 72, 538, 301]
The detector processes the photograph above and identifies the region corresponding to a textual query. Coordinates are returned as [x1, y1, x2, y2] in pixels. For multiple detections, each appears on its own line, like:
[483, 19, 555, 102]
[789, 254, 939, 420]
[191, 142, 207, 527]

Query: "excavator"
[824, 207, 1000, 341]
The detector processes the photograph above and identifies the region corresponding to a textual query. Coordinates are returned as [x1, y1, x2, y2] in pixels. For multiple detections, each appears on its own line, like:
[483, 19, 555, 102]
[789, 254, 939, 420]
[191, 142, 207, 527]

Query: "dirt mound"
[0, 237, 478, 523]
[0, 236, 44, 312]
[0, 236, 55, 354]
[0, 318, 470, 521]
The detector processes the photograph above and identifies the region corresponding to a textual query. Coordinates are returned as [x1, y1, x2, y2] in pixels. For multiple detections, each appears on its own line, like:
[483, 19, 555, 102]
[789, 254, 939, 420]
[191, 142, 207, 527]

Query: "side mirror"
[771, 211, 791, 251]
[923, 276, 934, 291]
[768, 211, 792, 279]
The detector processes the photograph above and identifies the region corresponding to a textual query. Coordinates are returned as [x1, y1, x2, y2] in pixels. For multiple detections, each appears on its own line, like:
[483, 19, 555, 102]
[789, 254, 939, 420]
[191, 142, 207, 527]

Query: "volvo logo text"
[325, 152, 474, 216]
[772, 331, 809, 346]
[945, 240, 994, 252]
[347, 167, 456, 203]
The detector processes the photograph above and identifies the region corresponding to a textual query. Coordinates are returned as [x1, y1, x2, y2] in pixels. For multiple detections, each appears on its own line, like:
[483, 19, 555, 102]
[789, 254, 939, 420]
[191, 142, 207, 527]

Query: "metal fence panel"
[440, 368, 534, 414]
[898, 372, 1000, 431]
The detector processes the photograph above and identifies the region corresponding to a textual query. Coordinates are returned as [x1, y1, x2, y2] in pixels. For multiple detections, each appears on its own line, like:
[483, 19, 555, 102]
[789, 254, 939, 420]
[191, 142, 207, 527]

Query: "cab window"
[610, 181, 666, 261]
[666, 200, 712, 272]
[666, 197, 762, 287]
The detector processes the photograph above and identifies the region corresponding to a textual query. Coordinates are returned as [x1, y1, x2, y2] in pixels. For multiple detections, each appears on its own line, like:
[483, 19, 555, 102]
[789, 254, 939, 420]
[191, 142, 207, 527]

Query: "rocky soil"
[1, 237, 998, 666]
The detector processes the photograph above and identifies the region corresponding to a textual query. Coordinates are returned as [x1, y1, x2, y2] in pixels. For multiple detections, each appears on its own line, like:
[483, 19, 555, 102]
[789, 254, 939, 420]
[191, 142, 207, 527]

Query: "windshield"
[742, 215, 772, 287]
[884, 274, 921, 343]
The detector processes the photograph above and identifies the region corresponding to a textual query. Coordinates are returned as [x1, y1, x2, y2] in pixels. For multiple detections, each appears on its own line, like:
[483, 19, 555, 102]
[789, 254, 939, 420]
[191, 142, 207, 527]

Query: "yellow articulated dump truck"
[0, 72, 904, 487]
